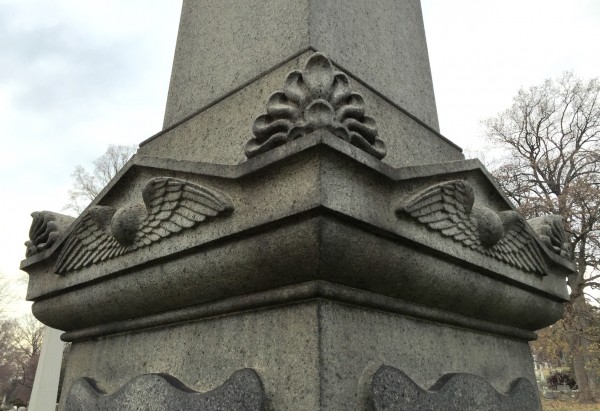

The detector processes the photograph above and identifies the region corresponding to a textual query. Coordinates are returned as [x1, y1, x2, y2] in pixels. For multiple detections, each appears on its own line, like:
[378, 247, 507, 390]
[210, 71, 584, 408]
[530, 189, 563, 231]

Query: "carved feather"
[400, 180, 479, 246]
[485, 214, 548, 274]
[55, 178, 232, 274]
[55, 206, 119, 274]
[398, 180, 548, 275]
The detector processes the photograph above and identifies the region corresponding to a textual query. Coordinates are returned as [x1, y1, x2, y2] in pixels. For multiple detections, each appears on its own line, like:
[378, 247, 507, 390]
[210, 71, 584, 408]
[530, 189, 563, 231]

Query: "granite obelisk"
[22, 1, 572, 410]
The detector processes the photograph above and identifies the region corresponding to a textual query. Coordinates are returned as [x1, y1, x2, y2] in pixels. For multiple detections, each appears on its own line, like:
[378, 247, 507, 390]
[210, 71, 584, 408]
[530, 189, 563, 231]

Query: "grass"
[542, 398, 600, 410]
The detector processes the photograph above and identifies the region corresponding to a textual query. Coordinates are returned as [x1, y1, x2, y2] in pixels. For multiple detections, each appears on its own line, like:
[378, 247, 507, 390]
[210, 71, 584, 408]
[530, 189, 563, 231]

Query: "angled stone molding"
[25, 211, 75, 257]
[65, 368, 264, 410]
[527, 215, 570, 259]
[55, 177, 233, 274]
[245, 52, 386, 159]
[397, 180, 548, 275]
[371, 366, 540, 411]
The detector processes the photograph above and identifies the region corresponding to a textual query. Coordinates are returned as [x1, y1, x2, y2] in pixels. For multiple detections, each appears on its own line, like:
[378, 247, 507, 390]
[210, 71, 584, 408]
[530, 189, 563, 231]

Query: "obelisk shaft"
[163, 0, 439, 131]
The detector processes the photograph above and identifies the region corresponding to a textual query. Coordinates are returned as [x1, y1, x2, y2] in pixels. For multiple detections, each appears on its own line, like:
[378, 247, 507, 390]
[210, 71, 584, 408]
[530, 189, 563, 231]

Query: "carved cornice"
[397, 180, 548, 275]
[25, 211, 75, 257]
[371, 366, 540, 410]
[55, 177, 232, 274]
[65, 369, 264, 410]
[245, 52, 386, 159]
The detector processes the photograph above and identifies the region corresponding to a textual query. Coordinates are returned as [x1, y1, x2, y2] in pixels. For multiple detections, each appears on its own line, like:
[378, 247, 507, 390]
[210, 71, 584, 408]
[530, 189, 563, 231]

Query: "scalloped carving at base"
[65, 369, 264, 410]
[371, 366, 540, 411]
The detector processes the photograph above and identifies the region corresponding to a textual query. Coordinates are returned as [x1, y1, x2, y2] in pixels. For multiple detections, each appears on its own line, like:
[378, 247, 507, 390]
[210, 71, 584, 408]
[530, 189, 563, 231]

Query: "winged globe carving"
[397, 180, 548, 275]
[55, 177, 233, 274]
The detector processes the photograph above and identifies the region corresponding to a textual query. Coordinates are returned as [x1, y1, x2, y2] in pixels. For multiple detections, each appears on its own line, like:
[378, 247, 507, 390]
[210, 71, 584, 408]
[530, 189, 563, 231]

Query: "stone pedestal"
[60, 301, 539, 409]
[21, 1, 573, 410]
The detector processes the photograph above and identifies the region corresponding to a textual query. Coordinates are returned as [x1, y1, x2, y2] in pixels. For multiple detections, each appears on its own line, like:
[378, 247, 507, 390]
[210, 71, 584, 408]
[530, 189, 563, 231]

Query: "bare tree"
[64, 144, 136, 214]
[0, 315, 44, 405]
[0, 274, 15, 319]
[484, 72, 600, 402]
[0, 320, 19, 403]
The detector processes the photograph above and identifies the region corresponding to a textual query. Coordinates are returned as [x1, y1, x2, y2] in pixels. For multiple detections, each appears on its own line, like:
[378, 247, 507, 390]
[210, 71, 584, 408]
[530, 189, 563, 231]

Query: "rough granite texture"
[371, 366, 540, 411]
[59, 301, 539, 410]
[23, 0, 572, 409]
[24, 145, 568, 333]
[65, 369, 265, 411]
[142, 52, 461, 168]
[164, 0, 438, 131]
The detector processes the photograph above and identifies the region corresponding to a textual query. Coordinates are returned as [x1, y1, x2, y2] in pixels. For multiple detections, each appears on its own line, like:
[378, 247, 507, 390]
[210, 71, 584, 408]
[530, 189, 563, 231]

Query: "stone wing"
[399, 180, 480, 248]
[134, 177, 233, 248]
[486, 218, 548, 275]
[55, 206, 123, 274]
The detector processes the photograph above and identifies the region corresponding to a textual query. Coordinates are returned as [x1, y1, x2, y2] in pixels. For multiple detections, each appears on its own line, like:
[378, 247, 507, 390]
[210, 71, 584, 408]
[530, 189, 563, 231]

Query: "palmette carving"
[245, 52, 386, 159]
[25, 211, 75, 257]
[527, 215, 570, 259]
[397, 180, 548, 275]
[65, 369, 265, 410]
[371, 366, 540, 410]
[55, 177, 232, 274]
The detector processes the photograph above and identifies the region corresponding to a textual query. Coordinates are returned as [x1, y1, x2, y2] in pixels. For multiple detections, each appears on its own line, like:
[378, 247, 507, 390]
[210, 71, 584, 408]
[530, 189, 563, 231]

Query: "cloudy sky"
[1, 0, 599, 317]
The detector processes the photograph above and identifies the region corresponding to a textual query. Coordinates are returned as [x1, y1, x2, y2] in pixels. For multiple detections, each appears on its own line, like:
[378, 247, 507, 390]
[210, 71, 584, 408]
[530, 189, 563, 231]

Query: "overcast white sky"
[0, 0, 599, 317]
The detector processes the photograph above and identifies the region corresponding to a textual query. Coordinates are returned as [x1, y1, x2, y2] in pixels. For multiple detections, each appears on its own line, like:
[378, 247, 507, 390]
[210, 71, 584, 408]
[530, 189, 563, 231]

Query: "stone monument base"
[59, 295, 540, 409]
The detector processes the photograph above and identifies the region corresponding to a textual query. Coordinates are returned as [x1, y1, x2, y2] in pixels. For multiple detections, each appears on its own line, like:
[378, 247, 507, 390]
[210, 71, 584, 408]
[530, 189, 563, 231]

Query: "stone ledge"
[60, 280, 538, 343]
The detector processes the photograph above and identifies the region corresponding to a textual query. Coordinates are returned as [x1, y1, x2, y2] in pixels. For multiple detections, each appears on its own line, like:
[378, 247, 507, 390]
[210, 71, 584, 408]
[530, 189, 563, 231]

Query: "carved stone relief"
[245, 52, 386, 159]
[55, 177, 232, 274]
[397, 180, 548, 275]
[25, 211, 75, 257]
[371, 365, 540, 411]
[65, 369, 264, 410]
[527, 215, 570, 259]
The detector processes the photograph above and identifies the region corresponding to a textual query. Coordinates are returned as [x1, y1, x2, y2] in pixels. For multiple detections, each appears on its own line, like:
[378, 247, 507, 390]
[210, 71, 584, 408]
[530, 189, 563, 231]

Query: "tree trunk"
[571, 334, 595, 402]
[566, 295, 596, 403]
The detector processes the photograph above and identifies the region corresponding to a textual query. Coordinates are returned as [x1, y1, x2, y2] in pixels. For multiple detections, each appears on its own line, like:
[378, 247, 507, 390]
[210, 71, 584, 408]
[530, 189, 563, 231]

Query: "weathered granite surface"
[22, 1, 573, 409]
[25, 211, 75, 257]
[164, 0, 438, 131]
[58, 301, 541, 410]
[245, 53, 386, 159]
[371, 366, 540, 411]
[65, 369, 264, 411]
[23, 132, 572, 410]
[140, 52, 461, 168]
[22, 139, 570, 334]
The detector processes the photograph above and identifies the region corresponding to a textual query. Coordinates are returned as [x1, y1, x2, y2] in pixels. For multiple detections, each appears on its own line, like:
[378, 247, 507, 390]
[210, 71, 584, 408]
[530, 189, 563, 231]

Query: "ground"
[542, 398, 600, 410]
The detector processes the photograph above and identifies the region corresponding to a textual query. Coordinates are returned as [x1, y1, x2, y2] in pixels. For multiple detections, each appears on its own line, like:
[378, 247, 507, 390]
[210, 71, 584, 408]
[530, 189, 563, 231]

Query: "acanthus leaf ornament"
[25, 211, 75, 257]
[245, 52, 386, 159]
[527, 215, 570, 259]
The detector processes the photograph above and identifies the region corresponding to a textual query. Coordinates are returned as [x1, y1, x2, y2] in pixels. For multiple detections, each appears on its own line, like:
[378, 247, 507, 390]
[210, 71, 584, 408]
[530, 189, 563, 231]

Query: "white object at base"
[28, 327, 64, 411]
